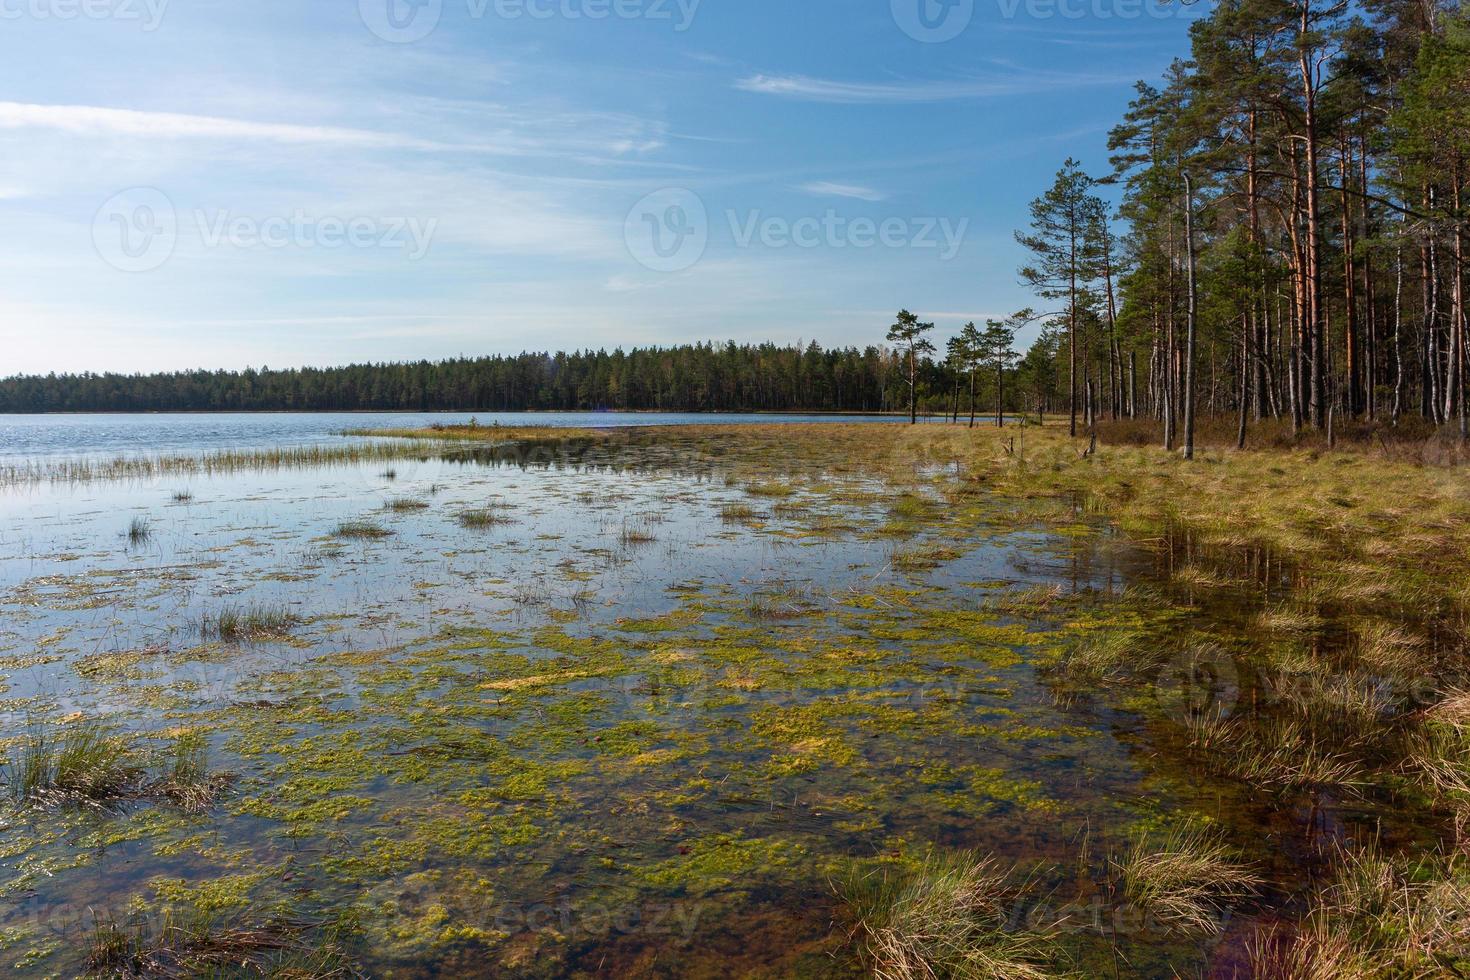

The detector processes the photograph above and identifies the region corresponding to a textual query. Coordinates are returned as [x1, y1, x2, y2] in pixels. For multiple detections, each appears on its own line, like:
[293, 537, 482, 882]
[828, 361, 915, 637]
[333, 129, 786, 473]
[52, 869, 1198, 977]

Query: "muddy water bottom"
[0, 445, 1203, 977]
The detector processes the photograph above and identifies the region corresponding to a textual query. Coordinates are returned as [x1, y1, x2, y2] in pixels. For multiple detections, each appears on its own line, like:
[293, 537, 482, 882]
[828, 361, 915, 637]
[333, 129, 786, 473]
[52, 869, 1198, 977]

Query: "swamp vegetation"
[0, 421, 1467, 977]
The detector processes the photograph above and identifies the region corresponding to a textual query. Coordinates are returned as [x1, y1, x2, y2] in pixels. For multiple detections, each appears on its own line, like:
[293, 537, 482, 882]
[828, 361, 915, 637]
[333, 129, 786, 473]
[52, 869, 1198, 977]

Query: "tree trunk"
[1183, 171, 1199, 460]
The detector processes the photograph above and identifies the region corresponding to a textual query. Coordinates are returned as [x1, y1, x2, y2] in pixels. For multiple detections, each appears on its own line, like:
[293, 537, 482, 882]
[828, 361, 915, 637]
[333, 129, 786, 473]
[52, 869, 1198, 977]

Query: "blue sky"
[0, 0, 1207, 375]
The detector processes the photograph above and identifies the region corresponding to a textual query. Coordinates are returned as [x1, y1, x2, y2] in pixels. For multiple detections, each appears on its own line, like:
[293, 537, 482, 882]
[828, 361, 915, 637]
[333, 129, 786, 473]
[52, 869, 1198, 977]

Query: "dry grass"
[837, 849, 1055, 980]
[1248, 846, 1470, 978]
[1116, 819, 1260, 934]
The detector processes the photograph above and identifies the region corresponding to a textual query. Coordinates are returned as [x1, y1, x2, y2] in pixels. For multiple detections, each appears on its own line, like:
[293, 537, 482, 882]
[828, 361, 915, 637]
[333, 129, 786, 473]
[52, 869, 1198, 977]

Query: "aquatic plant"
[4, 722, 143, 810]
[127, 517, 152, 546]
[384, 497, 429, 512]
[332, 520, 393, 539]
[1248, 846, 1470, 978]
[718, 502, 757, 523]
[0, 441, 438, 487]
[201, 603, 300, 642]
[837, 849, 1055, 980]
[171, 490, 193, 503]
[148, 732, 233, 814]
[1116, 819, 1260, 934]
[87, 909, 363, 979]
[456, 506, 511, 529]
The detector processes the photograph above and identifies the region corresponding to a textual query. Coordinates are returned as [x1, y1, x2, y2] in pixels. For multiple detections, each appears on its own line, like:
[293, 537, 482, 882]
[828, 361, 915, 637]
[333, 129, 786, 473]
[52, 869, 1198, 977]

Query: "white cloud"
[800, 181, 886, 202]
[0, 102, 428, 148]
[735, 71, 1127, 104]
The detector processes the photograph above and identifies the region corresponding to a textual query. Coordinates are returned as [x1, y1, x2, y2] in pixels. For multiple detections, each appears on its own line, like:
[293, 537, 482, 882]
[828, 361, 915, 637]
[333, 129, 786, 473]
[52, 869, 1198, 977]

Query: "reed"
[0, 441, 439, 487]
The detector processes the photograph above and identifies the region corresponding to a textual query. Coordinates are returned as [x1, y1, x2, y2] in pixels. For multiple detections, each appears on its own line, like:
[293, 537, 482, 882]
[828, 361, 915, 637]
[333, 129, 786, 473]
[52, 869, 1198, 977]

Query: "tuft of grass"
[457, 506, 511, 529]
[617, 515, 659, 546]
[719, 502, 758, 523]
[87, 909, 364, 979]
[127, 517, 152, 546]
[1248, 846, 1470, 979]
[202, 603, 300, 642]
[745, 481, 796, 499]
[891, 544, 962, 572]
[384, 497, 429, 512]
[148, 731, 234, 814]
[332, 520, 393, 539]
[171, 490, 193, 503]
[4, 722, 143, 810]
[837, 849, 1055, 980]
[1116, 819, 1260, 934]
[1184, 711, 1365, 795]
[379, 467, 397, 480]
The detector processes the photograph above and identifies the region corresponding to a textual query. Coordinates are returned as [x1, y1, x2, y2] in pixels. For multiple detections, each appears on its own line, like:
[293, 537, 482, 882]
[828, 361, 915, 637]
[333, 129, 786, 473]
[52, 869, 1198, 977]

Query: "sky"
[0, 0, 1210, 376]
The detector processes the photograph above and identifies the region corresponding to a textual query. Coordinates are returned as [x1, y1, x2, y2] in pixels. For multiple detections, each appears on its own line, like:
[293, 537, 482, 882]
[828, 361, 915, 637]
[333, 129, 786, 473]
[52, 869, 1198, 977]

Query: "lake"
[0, 412, 911, 465]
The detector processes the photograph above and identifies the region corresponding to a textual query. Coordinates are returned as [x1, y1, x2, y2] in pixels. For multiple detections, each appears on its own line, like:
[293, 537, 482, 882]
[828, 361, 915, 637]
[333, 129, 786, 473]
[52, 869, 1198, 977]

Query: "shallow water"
[0, 429, 1298, 977]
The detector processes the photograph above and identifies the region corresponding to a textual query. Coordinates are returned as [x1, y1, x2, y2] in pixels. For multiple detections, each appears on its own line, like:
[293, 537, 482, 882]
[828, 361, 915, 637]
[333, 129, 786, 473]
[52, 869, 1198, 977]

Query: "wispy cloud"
[735, 71, 1126, 104]
[800, 181, 886, 202]
[0, 102, 427, 148]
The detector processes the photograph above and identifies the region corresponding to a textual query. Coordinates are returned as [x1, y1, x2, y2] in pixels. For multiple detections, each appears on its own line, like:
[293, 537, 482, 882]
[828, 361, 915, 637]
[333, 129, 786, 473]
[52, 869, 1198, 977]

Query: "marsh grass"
[384, 497, 429, 512]
[87, 909, 363, 979]
[1184, 711, 1365, 795]
[618, 516, 657, 546]
[333, 520, 393, 539]
[170, 490, 193, 503]
[457, 505, 512, 529]
[1116, 820, 1260, 934]
[837, 849, 1054, 980]
[127, 517, 152, 546]
[0, 442, 436, 487]
[718, 502, 758, 523]
[890, 543, 963, 572]
[4, 722, 142, 810]
[1248, 846, 1470, 978]
[201, 603, 300, 642]
[147, 732, 233, 814]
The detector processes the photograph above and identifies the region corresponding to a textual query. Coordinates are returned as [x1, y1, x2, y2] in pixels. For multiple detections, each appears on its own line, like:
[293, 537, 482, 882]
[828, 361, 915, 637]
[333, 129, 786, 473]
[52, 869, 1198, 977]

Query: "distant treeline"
[0, 342, 950, 414]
